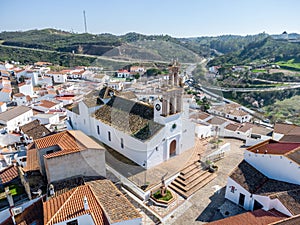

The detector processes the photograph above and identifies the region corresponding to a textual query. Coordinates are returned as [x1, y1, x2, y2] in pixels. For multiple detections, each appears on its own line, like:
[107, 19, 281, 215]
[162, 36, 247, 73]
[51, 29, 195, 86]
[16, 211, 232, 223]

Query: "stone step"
[171, 179, 188, 192]
[180, 161, 201, 176]
[172, 171, 214, 192]
[179, 165, 202, 181]
[186, 173, 217, 197]
[185, 171, 214, 191]
[180, 169, 208, 185]
[168, 183, 188, 199]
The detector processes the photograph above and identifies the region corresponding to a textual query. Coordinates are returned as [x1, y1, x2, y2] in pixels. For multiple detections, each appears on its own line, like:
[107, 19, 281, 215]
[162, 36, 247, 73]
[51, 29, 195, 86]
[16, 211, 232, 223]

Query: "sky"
[1, 0, 300, 37]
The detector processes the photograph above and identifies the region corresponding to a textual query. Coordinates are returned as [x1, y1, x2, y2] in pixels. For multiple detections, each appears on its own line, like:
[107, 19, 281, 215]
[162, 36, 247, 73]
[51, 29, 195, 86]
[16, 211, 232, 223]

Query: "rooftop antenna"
[83, 10, 88, 33]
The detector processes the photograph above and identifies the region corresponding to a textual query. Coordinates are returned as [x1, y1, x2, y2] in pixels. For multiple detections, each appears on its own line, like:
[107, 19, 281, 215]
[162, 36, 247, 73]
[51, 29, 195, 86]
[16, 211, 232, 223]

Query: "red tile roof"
[39, 100, 58, 109]
[23, 147, 40, 172]
[18, 82, 26, 87]
[43, 185, 108, 225]
[247, 139, 300, 155]
[207, 209, 287, 225]
[225, 123, 239, 131]
[0, 165, 18, 184]
[87, 179, 142, 223]
[34, 130, 103, 159]
[1, 88, 11, 93]
[13, 93, 25, 98]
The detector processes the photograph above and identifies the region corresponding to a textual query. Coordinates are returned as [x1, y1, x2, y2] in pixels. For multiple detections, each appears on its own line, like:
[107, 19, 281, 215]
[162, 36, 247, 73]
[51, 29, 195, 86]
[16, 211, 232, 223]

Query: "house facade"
[208, 103, 252, 123]
[0, 106, 33, 132]
[117, 69, 131, 78]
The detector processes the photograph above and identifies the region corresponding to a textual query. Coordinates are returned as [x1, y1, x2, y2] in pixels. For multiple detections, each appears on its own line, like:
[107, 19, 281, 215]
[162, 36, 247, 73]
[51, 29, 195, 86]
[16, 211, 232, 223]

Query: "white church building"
[66, 61, 195, 169]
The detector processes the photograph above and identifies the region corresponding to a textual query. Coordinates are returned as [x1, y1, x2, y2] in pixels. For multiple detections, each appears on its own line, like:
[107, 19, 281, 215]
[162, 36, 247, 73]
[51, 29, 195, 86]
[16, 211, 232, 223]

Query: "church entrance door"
[169, 140, 176, 157]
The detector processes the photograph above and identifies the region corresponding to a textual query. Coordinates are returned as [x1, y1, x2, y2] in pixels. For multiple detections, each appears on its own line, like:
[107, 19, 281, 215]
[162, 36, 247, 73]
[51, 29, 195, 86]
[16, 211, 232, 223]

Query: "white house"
[245, 124, 273, 146]
[195, 123, 212, 139]
[272, 123, 300, 142]
[0, 78, 11, 89]
[130, 66, 146, 74]
[67, 61, 195, 169]
[33, 100, 63, 113]
[56, 95, 75, 106]
[117, 69, 131, 78]
[208, 103, 252, 123]
[53, 73, 67, 83]
[13, 93, 26, 106]
[0, 106, 33, 132]
[0, 102, 7, 113]
[225, 140, 300, 217]
[189, 110, 213, 139]
[16, 70, 39, 86]
[18, 79, 34, 97]
[32, 113, 60, 125]
[222, 122, 252, 140]
[107, 81, 124, 91]
[19, 119, 51, 142]
[0, 88, 12, 102]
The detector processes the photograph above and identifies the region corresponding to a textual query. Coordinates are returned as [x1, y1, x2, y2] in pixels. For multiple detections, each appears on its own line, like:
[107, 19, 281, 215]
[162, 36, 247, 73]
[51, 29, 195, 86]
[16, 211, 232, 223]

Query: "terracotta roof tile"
[190, 111, 211, 121]
[39, 100, 58, 109]
[20, 119, 51, 140]
[207, 209, 287, 225]
[247, 139, 300, 155]
[274, 123, 300, 136]
[0, 165, 18, 184]
[225, 123, 239, 131]
[1, 88, 11, 93]
[34, 130, 104, 159]
[207, 116, 227, 125]
[23, 148, 39, 172]
[87, 179, 142, 223]
[13, 93, 25, 98]
[43, 185, 108, 225]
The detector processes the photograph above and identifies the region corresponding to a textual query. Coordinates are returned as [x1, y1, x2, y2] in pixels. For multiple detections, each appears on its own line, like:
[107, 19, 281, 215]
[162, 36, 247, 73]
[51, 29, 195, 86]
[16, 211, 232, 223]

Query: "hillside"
[0, 29, 201, 64]
[178, 33, 268, 57]
[207, 36, 300, 66]
[103, 40, 202, 63]
[1, 29, 300, 66]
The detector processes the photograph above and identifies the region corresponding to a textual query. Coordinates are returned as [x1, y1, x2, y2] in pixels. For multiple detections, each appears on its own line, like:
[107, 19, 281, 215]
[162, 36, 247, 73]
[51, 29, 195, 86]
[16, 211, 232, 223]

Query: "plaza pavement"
[165, 138, 245, 225]
[105, 137, 208, 189]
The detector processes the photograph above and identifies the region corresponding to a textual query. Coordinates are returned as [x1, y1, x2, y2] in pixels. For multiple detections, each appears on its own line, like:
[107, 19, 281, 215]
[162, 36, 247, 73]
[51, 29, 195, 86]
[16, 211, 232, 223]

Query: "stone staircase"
[169, 161, 217, 199]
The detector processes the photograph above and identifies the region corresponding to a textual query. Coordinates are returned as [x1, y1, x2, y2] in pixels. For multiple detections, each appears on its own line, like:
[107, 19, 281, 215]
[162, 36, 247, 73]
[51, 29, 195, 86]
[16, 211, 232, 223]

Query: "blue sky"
[1, 0, 300, 37]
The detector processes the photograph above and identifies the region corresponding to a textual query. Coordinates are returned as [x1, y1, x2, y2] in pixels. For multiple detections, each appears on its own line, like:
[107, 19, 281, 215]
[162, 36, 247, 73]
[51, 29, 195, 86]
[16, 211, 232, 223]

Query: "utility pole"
[83, 10, 88, 33]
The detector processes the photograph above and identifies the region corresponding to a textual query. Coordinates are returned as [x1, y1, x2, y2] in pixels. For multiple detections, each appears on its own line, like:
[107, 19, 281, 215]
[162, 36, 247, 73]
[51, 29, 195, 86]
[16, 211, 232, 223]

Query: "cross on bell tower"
[169, 59, 180, 87]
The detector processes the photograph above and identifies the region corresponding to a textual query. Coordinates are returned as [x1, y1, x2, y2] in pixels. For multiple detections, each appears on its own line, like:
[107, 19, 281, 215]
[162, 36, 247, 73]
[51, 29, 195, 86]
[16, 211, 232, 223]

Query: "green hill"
[207, 36, 300, 66]
[103, 40, 202, 63]
[0, 29, 202, 64]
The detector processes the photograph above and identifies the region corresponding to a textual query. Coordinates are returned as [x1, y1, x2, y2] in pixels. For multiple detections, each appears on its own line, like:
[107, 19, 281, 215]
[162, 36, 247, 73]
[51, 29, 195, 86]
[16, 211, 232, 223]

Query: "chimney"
[83, 196, 89, 210]
[5, 187, 14, 207]
[49, 184, 55, 196]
